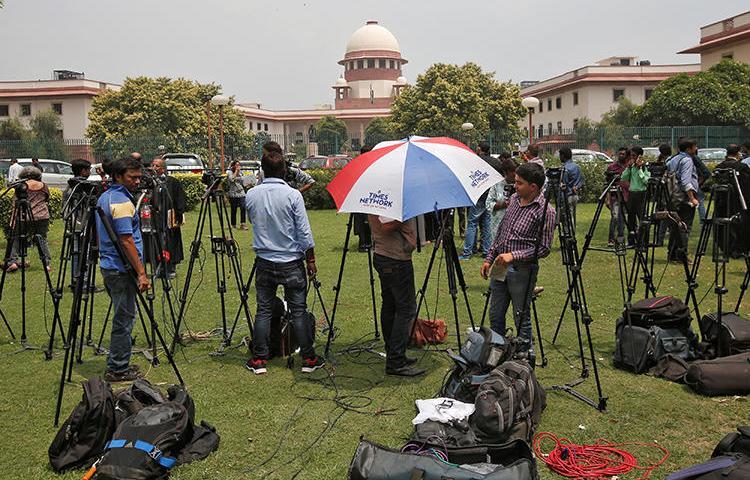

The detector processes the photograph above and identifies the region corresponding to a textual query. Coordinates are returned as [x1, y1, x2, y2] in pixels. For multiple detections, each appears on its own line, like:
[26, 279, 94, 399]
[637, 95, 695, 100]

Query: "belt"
[512, 259, 538, 267]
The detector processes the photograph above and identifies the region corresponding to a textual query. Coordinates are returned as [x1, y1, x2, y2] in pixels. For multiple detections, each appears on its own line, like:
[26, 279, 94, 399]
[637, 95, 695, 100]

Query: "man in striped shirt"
[480, 163, 555, 355]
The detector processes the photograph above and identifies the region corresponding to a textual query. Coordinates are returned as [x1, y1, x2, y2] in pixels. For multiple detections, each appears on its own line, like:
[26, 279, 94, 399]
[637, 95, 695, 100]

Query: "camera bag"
[614, 318, 697, 373]
[684, 352, 750, 396]
[712, 426, 750, 458]
[627, 296, 691, 329]
[666, 453, 750, 480]
[699, 312, 750, 357]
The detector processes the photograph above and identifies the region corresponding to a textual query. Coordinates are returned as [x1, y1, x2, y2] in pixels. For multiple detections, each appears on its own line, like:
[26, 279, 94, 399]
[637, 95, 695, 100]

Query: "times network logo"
[360, 190, 393, 209]
[469, 170, 490, 188]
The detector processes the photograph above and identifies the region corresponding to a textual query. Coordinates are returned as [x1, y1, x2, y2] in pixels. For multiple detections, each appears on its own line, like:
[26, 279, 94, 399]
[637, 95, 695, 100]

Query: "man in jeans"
[481, 163, 555, 357]
[460, 141, 502, 259]
[96, 156, 150, 382]
[369, 214, 425, 377]
[245, 152, 323, 375]
[606, 147, 629, 246]
[667, 138, 700, 262]
[559, 147, 583, 234]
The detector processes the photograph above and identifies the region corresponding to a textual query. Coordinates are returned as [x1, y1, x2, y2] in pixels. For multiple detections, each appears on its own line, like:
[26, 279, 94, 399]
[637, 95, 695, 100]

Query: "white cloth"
[411, 398, 475, 425]
[7, 162, 23, 182]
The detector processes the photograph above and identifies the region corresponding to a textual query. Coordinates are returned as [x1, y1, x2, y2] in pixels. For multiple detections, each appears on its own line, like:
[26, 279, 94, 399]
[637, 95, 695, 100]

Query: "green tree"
[86, 76, 252, 160]
[29, 110, 68, 160]
[634, 59, 750, 128]
[314, 115, 347, 155]
[364, 116, 395, 145]
[599, 97, 637, 128]
[0, 118, 30, 141]
[388, 62, 525, 144]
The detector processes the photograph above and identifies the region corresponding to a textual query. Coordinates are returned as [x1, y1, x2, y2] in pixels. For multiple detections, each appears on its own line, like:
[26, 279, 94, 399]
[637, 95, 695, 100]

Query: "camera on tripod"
[605, 169, 620, 184]
[201, 170, 224, 187]
[546, 167, 561, 183]
[646, 162, 666, 178]
[713, 168, 736, 186]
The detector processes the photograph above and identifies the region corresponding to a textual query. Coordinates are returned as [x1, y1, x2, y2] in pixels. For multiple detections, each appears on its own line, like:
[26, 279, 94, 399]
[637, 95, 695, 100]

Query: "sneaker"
[6, 263, 18, 272]
[301, 356, 325, 373]
[607, 240, 615, 247]
[104, 367, 142, 383]
[245, 358, 268, 375]
[386, 365, 426, 377]
[458, 255, 471, 261]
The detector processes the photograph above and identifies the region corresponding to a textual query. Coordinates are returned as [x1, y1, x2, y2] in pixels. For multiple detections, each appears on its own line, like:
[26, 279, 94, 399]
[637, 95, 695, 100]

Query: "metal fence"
[0, 125, 747, 164]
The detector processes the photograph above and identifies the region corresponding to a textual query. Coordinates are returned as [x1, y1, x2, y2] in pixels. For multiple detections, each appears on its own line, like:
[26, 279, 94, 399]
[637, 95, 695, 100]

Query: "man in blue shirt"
[667, 138, 700, 262]
[244, 152, 323, 375]
[559, 147, 583, 233]
[96, 156, 150, 382]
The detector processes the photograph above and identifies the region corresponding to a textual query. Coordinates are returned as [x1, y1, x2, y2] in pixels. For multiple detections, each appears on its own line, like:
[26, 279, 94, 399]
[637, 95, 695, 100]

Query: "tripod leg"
[328, 214, 354, 342]
[411, 212, 448, 340]
[735, 255, 750, 313]
[531, 296, 547, 367]
[0, 308, 14, 339]
[552, 291, 571, 345]
[443, 236, 463, 348]
[136, 291, 184, 385]
[222, 261, 256, 354]
[446, 234, 475, 331]
[480, 287, 491, 328]
[96, 299, 113, 353]
[367, 246, 380, 338]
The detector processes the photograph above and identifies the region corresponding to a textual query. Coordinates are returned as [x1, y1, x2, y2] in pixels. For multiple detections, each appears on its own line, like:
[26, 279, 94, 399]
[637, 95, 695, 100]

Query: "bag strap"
[713, 432, 739, 457]
[104, 439, 177, 468]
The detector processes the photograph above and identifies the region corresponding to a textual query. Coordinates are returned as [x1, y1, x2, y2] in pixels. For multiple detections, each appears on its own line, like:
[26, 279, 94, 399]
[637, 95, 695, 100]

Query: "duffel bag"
[712, 426, 750, 458]
[684, 352, 750, 396]
[666, 453, 750, 480]
[699, 312, 750, 357]
[627, 295, 691, 329]
[348, 437, 537, 480]
[614, 318, 697, 373]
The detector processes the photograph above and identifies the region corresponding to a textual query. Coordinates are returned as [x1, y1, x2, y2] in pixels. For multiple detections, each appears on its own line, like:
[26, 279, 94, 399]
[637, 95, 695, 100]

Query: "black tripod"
[325, 213, 380, 356]
[172, 174, 254, 355]
[53, 187, 184, 425]
[685, 168, 748, 347]
[412, 209, 475, 349]
[546, 167, 607, 412]
[552, 175, 630, 345]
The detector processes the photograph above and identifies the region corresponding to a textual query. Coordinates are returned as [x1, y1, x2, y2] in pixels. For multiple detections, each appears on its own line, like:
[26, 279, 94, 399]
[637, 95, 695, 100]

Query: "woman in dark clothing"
[6, 166, 51, 272]
[227, 160, 248, 230]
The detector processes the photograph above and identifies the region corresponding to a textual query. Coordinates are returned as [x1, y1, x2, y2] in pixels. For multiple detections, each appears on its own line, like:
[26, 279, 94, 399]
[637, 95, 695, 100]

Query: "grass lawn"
[0, 203, 748, 479]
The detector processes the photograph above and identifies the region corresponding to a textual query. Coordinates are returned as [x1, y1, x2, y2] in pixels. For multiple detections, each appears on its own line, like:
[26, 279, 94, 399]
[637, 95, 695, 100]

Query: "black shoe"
[104, 367, 142, 383]
[386, 365, 426, 377]
[404, 356, 418, 366]
[301, 356, 325, 373]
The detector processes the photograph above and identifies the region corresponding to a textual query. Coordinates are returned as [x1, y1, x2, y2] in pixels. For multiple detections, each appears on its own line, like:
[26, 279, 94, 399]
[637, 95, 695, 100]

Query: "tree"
[364, 116, 395, 145]
[30, 109, 63, 139]
[634, 59, 750, 128]
[0, 118, 30, 141]
[388, 62, 525, 143]
[86, 76, 252, 160]
[314, 115, 347, 155]
[599, 97, 637, 128]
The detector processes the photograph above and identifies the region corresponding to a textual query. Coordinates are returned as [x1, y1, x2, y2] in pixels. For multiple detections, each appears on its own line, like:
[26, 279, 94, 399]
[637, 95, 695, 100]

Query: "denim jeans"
[253, 257, 316, 360]
[488, 264, 538, 353]
[668, 203, 696, 261]
[463, 203, 491, 256]
[696, 189, 706, 224]
[101, 268, 136, 372]
[374, 254, 417, 369]
[608, 198, 625, 242]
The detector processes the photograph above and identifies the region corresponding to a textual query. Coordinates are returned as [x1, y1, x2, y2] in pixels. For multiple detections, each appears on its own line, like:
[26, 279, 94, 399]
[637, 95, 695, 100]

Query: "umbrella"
[326, 136, 503, 221]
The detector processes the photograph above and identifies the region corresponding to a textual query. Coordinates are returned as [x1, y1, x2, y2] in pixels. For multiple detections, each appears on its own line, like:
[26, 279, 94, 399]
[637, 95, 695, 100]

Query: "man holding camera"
[244, 152, 324, 375]
[97, 157, 150, 382]
[605, 147, 629, 247]
[667, 138, 700, 262]
[481, 163, 555, 357]
[257, 141, 315, 193]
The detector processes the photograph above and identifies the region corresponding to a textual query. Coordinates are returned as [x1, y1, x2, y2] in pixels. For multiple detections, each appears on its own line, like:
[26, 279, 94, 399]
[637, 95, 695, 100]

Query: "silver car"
[571, 149, 613, 163]
[0, 158, 73, 189]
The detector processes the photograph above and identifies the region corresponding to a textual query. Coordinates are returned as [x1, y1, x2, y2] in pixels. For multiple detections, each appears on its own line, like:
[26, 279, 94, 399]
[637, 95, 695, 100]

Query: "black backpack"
[49, 378, 116, 472]
[713, 426, 750, 458]
[93, 403, 192, 480]
[626, 296, 691, 329]
[114, 379, 167, 426]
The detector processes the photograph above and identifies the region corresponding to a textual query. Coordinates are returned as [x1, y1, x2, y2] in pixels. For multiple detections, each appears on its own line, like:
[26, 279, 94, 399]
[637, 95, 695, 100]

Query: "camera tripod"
[685, 168, 748, 345]
[0, 180, 65, 350]
[171, 174, 254, 355]
[546, 167, 607, 412]
[54, 190, 184, 426]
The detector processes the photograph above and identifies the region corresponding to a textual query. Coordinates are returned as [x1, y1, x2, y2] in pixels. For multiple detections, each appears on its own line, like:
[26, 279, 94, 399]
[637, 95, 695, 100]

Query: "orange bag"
[410, 318, 448, 347]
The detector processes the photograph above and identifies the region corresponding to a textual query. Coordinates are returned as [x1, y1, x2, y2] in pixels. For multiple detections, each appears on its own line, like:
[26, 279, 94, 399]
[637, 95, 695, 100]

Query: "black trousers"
[627, 190, 646, 244]
[373, 254, 416, 369]
[229, 197, 246, 226]
[668, 203, 696, 261]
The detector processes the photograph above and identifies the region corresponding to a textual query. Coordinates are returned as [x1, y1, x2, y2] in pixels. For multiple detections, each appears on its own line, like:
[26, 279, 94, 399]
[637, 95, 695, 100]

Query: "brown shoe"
[104, 367, 142, 383]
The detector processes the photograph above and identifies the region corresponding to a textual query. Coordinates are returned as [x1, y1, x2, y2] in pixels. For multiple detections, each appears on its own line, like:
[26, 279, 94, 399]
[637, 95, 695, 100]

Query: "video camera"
[646, 162, 667, 178]
[605, 169, 620, 184]
[546, 167, 562, 183]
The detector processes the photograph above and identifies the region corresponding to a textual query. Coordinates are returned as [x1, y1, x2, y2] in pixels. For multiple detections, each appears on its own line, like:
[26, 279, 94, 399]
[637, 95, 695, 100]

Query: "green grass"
[0, 204, 748, 479]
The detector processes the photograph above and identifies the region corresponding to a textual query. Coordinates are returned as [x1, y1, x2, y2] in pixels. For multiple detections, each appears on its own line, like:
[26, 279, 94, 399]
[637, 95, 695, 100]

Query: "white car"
[571, 149, 613, 163]
[161, 153, 207, 174]
[0, 158, 73, 189]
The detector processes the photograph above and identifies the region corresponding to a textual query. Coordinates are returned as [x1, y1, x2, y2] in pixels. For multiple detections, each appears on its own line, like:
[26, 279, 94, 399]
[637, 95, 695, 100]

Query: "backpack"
[699, 312, 750, 358]
[713, 426, 750, 458]
[49, 378, 116, 472]
[666, 154, 690, 209]
[613, 317, 698, 374]
[93, 403, 192, 480]
[114, 379, 167, 426]
[627, 296, 691, 329]
[666, 454, 750, 480]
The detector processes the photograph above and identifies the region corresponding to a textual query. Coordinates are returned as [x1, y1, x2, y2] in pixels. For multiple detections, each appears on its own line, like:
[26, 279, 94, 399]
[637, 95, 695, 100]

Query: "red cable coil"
[533, 431, 670, 479]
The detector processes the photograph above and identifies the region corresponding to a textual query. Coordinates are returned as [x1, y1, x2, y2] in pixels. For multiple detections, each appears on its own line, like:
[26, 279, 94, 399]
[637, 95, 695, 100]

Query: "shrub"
[0, 186, 62, 236]
[172, 173, 204, 212]
[304, 169, 338, 210]
[578, 162, 608, 203]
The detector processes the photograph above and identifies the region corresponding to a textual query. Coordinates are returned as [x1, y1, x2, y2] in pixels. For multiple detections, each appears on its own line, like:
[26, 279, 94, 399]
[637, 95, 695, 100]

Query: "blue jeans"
[253, 257, 316, 360]
[463, 203, 491, 256]
[373, 254, 416, 369]
[102, 269, 136, 372]
[488, 264, 538, 353]
[696, 189, 706, 224]
[608, 197, 625, 242]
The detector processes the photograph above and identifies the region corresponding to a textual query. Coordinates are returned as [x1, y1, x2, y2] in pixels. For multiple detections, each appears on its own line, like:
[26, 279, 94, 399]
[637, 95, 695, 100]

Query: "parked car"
[642, 147, 661, 159]
[571, 149, 613, 163]
[299, 155, 350, 170]
[697, 148, 727, 165]
[161, 153, 207, 174]
[0, 158, 73, 189]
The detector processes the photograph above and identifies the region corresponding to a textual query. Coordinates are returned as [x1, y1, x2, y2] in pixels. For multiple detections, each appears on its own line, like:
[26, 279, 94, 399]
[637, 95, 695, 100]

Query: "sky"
[1, 1, 747, 110]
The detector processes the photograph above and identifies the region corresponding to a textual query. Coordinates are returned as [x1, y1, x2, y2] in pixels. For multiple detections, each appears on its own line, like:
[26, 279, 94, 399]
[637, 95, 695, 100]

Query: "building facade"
[519, 57, 700, 136]
[679, 10, 750, 69]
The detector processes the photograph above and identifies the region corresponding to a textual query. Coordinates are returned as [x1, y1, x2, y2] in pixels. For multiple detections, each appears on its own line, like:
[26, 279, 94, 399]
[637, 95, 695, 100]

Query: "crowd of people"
[3, 137, 749, 382]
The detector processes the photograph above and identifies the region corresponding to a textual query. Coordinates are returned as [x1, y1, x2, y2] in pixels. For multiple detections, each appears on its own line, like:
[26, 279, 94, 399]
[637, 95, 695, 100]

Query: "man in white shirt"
[7, 158, 23, 182]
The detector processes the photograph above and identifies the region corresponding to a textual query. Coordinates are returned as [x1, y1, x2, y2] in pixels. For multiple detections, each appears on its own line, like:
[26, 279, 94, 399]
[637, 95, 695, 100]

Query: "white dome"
[336, 77, 348, 86]
[396, 76, 408, 85]
[346, 21, 400, 54]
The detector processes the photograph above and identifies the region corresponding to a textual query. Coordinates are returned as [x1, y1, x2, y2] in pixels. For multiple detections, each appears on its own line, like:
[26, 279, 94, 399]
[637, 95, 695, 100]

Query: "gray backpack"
[666, 154, 689, 209]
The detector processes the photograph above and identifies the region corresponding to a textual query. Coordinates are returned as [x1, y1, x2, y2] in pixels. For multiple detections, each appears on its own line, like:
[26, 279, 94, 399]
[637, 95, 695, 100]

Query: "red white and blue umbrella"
[326, 136, 502, 221]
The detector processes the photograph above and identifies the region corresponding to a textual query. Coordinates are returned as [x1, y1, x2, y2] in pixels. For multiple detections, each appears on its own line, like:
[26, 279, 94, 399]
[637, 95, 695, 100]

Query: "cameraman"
[62, 159, 92, 288]
[715, 144, 750, 256]
[605, 147, 629, 247]
[257, 141, 315, 193]
[667, 138, 700, 262]
[96, 156, 150, 382]
[622, 146, 650, 246]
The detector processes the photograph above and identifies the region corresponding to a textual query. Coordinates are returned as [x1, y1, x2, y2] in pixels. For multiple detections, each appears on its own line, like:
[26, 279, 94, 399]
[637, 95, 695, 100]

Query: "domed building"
[236, 20, 408, 152]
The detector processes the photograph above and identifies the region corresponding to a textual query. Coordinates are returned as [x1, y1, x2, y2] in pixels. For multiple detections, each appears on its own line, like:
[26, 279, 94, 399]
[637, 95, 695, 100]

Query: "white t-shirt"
[7, 162, 23, 182]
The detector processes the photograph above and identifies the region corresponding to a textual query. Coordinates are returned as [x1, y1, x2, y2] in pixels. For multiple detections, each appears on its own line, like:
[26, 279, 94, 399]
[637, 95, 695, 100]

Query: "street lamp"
[461, 122, 474, 148]
[210, 94, 230, 172]
[521, 96, 540, 144]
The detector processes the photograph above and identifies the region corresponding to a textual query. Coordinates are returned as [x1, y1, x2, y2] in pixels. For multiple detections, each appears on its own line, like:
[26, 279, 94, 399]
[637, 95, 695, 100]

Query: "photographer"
[667, 138, 700, 262]
[227, 160, 248, 230]
[485, 155, 516, 238]
[244, 152, 323, 375]
[96, 156, 150, 382]
[605, 147, 629, 247]
[559, 147, 583, 233]
[257, 141, 315, 193]
[622, 146, 650, 246]
[480, 163, 555, 356]
[151, 158, 186, 277]
[5, 166, 52, 273]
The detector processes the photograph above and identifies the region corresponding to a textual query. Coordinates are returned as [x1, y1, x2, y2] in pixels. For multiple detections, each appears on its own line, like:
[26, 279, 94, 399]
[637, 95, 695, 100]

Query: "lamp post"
[206, 100, 213, 169]
[210, 94, 230, 172]
[521, 96, 540, 144]
[461, 122, 474, 147]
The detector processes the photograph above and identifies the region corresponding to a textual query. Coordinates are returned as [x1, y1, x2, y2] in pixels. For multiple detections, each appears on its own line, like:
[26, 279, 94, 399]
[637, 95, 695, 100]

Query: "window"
[367, 59, 375, 68]
[538, 125, 544, 138]
[573, 92, 579, 106]
[573, 118, 579, 129]
[52, 103, 63, 114]
[538, 102, 542, 113]
[613, 89, 625, 102]
[257, 122, 262, 130]
[555, 97, 561, 109]
[547, 99, 552, 111]
[350, 61, 355, 70]
[263, 123, 268, 131]
[389, 60, 395, 69]
[557, 121, 562, 133]
[20, 104, 31, 116]
[0, 105, 8, 117]
[645, 88, 653, 100]
[547, 123, 552, 135]
[528, 107, 535, 114]
[357, 60, 364, 69]
[378, 59, 386, 68]
[722, 52, 733, 60]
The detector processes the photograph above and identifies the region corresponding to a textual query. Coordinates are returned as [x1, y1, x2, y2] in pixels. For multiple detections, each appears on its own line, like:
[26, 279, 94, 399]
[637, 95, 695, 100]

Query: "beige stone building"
[679, 10, 750, 69]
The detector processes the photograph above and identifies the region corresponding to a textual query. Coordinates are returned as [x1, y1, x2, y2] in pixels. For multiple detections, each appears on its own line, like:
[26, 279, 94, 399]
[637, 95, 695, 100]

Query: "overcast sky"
[1, 1, 747, 109]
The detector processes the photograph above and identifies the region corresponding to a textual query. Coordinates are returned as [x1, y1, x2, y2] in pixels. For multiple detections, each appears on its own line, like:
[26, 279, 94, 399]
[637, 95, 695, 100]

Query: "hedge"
[0, 186, 62, 236]
[172, 173, 205, 212]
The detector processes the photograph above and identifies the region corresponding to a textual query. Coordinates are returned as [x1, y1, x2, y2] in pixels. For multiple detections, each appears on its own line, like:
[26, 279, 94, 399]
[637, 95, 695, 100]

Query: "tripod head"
[646, 162, 667, 178]
[1, 178, 30, 201]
